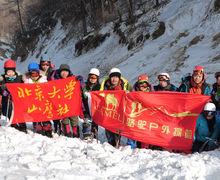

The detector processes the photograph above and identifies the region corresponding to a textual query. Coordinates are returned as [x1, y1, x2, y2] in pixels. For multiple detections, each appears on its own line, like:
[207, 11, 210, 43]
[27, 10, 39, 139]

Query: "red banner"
[7, 77, 82, 124]
[90, 91, 210, 151]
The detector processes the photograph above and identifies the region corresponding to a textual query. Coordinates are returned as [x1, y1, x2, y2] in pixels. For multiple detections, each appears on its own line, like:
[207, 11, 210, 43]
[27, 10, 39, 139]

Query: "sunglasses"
[89, 76, 98, 80]
[159, 79, 167, 82]
[30, 71, 39, 77]
[139, 84, 148, 88]
[41, 62, 50, 66]
[194, 69, 204, 74]
[204, 111, 215, 116]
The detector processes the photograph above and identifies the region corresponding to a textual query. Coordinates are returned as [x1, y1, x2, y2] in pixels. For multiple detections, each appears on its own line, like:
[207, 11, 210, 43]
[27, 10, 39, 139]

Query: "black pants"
[192, 140, 219, 153]
[53, 120, 61, 135]
[91, 121, 98, 138]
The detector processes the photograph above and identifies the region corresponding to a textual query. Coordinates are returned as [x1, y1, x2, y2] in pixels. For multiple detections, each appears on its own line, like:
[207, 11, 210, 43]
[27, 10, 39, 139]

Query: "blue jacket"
[195, 114, 220, 143]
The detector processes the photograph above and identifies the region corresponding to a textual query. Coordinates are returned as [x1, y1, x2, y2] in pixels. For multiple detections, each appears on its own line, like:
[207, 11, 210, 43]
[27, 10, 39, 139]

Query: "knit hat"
[59, 64, 70, 72]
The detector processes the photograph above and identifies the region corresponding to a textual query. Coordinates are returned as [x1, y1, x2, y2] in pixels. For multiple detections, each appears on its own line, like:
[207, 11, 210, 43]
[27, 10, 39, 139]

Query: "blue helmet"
[28, 62, 39, 72]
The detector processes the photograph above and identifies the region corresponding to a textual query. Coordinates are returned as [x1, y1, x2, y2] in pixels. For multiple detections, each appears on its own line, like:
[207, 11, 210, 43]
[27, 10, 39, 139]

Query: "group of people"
[0, 58, 220, 153]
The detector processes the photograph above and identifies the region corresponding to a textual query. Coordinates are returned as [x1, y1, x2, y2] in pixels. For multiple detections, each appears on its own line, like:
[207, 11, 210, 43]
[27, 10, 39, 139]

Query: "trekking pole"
[5, 95, 11, 127]
[115, 129, 121, 149]
[58, 120, 62, 136]
[69, 118, 73, 137]
[94, 127, 98, 144]
[7, 97, 14, 127]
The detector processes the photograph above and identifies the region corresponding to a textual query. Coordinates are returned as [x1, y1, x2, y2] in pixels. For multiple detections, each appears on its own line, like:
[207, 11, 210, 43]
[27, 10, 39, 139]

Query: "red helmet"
[138, 74, 149, 83]
[193, 66, 204, 74]
[4, 59, 16, 69]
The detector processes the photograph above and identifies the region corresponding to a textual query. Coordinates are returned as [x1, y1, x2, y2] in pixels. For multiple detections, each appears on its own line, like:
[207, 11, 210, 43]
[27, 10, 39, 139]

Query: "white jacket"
[24, 75, 47, 84]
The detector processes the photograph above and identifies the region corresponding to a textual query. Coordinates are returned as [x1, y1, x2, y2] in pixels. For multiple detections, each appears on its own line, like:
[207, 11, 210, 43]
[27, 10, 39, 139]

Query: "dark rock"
[152, 21, 166, 40]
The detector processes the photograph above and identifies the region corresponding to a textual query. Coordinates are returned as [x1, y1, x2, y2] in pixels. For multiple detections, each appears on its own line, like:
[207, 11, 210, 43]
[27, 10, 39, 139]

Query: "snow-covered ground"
[1, 0, 220, 179]
[1, 126, 220, 180]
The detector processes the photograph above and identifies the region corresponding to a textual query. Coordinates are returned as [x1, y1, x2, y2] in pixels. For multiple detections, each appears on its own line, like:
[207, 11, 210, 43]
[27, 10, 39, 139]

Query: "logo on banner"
[105, 94, 119, 111]
[98, 93, 121, 121]
[128, 102, 199, 118]
[128, 102, 158, 118]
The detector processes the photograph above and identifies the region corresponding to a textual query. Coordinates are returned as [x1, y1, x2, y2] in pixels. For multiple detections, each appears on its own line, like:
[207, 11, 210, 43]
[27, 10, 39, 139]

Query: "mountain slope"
[16, 0, 220, 86]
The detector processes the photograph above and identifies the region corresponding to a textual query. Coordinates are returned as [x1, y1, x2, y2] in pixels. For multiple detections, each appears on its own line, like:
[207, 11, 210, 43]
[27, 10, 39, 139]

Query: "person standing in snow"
[127, 74, 153, 149]
[178, 66, 211, 95]
[23, 62, 53, 137]
[52, 64, 80, 138]
[151, 73, 177, 150]
[100, 67, 132, 147]
[0, 59, 27, 133]
[39, 57, 54, 81]
[192, 102, 220, 152]
[39, 57, 61, 135]
[211, 72, 220, 119]
[154, 73, 177, 91]
[82, 68, 101, 139]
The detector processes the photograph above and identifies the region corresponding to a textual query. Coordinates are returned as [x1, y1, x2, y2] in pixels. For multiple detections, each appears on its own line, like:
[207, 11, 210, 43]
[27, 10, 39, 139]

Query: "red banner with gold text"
[7, 77, 82, 124]
[90, 91, 210, 151]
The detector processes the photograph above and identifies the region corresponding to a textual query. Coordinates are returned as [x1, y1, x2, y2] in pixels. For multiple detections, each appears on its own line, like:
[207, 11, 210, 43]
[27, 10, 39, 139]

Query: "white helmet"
[204, 102, 216, 112]
[158, 73, 170, 80]
[109, 67, 121, 75]
[89, 68, 100, 77]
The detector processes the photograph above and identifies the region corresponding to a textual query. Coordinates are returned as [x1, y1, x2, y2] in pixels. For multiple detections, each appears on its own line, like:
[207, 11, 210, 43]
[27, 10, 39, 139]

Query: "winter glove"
[84, 91, 89, 98]
[2, 90, 9, 97]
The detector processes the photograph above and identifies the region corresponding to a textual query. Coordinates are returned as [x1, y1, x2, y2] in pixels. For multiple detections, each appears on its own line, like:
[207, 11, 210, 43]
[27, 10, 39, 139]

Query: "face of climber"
[110, 76, 120, 86]
[30, 71, 40, 81]
[138, 82, 149, 92]
[40, 61, 50, 71]
[60, 70, 69, 79]
[216, 76, 220, 86]
[6, 69, 15, 77]
[158, 76, 168, 88]
[89, 74, 98, 84]
[192, 73, 203, 84]
[204, 111, 215, 120]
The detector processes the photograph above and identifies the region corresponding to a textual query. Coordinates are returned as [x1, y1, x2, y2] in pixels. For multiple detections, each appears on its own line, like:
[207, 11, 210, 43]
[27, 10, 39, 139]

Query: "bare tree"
[16, 0, 24, 33]
[127, 0, 135, 23]
[81, 0, 87, 35]
[3, 0, 25, 33]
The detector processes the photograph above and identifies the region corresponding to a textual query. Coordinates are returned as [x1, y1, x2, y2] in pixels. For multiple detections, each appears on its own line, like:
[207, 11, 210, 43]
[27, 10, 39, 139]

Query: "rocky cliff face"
[0, 0, 38, 42]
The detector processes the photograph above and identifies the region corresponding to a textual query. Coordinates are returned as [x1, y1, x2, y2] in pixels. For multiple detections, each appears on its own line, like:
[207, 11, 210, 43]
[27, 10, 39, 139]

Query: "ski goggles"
[139, 84, 149, 88]
[204, 111, 216, 116]
[159, 78, 169, 82]
[193, 70, 204, 76]
[30, 71, 40, 77]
